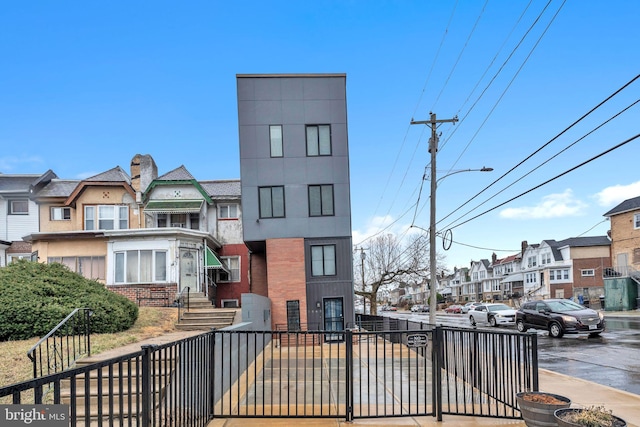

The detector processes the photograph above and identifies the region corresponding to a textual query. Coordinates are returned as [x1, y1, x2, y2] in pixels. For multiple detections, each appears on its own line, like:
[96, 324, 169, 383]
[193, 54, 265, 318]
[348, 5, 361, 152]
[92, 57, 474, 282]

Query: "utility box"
[603, 277, 638, 311]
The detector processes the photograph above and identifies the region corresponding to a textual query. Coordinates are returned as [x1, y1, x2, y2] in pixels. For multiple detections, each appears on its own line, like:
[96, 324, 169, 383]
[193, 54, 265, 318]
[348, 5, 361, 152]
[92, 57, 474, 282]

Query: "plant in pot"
[554, 406, 626, 427]
[516, 391, 571, 427]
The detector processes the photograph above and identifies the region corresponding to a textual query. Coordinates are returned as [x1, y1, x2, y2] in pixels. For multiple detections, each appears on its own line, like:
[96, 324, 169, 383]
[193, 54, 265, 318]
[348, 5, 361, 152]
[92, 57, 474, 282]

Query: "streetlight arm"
[435, 167, 493, 186]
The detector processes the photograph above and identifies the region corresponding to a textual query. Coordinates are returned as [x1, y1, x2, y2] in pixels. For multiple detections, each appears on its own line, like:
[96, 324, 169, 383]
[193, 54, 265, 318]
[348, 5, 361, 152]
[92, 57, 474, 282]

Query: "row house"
[493, 252, 522, 299]
[468, 259, 490, 302]
[23, 154, 248, 308]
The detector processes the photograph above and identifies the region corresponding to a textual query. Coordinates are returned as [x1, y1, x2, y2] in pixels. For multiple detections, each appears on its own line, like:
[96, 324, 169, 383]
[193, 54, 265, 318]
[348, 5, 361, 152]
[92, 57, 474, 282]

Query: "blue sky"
[1, 1, 639, 271]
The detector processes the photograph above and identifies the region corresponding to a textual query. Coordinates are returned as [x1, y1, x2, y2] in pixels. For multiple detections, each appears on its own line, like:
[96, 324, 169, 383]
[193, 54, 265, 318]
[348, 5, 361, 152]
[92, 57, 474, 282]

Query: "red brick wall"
[107, 283, 178, 307]
[266, 238, 307, 328]
[215, 243, 250, 306]
[250, 253, 268, 297]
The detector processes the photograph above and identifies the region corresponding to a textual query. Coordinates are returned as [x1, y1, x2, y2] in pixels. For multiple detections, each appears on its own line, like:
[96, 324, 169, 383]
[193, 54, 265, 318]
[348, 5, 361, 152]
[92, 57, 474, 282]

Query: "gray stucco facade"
[236, 73, 354, 330]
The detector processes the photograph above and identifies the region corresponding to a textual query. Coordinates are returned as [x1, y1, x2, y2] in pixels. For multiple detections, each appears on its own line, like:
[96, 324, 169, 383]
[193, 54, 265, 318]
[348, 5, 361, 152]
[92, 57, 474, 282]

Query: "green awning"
[144, 200, 203, 214]
[205, 246, 229, 271]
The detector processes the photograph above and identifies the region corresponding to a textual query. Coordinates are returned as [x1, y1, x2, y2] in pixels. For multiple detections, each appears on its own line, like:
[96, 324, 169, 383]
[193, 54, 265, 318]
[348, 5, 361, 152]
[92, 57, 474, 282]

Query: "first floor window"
[114, 250, 167, 283]
[51, 207, 71, 220]
[218, 256, 240, 282]
[308, 184, 334, 216]
[311, 244, 336, 276]
[48, 256, 106, 280]
[259, 186, 285, 218]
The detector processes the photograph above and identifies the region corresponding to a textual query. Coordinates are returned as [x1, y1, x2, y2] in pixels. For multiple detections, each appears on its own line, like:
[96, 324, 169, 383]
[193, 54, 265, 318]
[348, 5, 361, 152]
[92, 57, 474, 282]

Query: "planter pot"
[516, 391, 571, 427]
[554, 408, 626, 427]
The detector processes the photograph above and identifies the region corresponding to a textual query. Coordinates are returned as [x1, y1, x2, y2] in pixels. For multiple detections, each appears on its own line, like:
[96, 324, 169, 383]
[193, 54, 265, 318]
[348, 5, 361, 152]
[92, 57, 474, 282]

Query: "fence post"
[433, 326, 443, 421]
[141, 344, 156, 427]
[346, 329, 353, 422]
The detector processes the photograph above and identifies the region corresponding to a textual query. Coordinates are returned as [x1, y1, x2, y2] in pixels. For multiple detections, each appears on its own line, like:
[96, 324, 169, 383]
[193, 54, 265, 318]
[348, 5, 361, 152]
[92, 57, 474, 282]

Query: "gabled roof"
[143, 166, 212, 204]
[65, 166, 135, 206]
[200, 180, 241, 200]
[0, 172, 51, 195]
[494, 253, 521, 265]
[33, 179, 81, 198]
[603, 195, 640, 217]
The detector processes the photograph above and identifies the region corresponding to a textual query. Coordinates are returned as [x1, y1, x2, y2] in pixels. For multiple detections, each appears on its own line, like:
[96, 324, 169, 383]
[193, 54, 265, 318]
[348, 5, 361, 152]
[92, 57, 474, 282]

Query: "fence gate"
[210, 325, 537, 422]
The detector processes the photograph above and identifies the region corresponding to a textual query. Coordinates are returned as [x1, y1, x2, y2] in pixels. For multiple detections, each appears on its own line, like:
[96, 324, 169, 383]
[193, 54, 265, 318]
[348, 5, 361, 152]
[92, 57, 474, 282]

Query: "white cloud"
[499, 189, 588, 220]
[0, 155, 44, 172]
[593, 181, 640, 207]
[352, 214, 424, 247]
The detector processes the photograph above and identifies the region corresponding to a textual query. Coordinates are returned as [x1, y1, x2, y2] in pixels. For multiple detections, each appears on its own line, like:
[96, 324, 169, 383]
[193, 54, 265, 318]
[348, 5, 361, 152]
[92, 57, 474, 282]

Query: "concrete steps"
[176, 292, 237, 331]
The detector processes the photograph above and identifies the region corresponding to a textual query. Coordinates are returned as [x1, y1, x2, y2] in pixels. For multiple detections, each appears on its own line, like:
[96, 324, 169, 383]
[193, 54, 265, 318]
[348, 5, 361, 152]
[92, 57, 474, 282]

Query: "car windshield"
[546, 300, 585, 312]
[488, 304, 511, 312]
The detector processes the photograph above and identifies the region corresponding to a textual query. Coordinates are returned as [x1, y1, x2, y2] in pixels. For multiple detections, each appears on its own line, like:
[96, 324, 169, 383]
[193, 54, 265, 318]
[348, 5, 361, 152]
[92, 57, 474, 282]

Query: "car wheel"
[488, 316, 497, 327]
[516, 320, 527, 332]
[469, 316, 476, 326]
[549, 322, 564, 338]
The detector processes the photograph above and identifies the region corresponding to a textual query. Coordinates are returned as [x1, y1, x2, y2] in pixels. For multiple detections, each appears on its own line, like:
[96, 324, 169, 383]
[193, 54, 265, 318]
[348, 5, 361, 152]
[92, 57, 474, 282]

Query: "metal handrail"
[26, 307, 92, 378]
[176, 286, 190, 320]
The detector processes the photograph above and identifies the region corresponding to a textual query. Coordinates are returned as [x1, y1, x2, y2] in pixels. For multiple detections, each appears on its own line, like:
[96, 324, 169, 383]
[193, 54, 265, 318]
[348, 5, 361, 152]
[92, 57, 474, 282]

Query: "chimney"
[491, 252, 497, 264]
[130, 154, 158, 194]
[521, 240, 528, 256]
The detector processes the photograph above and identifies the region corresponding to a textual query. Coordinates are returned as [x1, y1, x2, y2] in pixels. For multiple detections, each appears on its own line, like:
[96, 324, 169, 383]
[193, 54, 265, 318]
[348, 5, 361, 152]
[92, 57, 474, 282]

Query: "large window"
[270, 125, 283, 157]
[219, 204, 239, 219]
[114, 250, 167, 283]
[308, 185, 334, 216]
[9, 199, 29, 215]
[311, 245, 336, 276]
[635, 213, 640, 229]
[259, 186, 285, 218]
[85, 205, 128, 230]
[48, 256, 106, 280]
[218, 256, 240, 282]
[306, 125, 331, 156]
[51, 207, 71, 220]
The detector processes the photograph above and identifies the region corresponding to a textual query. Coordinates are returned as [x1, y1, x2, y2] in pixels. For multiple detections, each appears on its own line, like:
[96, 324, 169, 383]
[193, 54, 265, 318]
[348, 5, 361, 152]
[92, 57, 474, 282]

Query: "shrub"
[0, 260, 138, 340]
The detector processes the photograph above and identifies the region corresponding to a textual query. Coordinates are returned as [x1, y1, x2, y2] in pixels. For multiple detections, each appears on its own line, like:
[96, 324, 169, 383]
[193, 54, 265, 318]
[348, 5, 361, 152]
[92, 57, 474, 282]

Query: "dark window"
[9, 199, 29, 215]
[259, 186, 285, 218]
[308, 184, 334, 216]
[311, 244, 336, 276]
[306, 125, 331, 156]
[286, 300, 301, 331]
[270, 125, 283, 157]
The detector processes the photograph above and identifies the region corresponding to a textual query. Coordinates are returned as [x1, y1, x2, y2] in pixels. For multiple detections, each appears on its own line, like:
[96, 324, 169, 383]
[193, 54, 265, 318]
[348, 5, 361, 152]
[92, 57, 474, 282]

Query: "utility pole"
[359, 247, 367, 313]
[410, 113, 458, 325]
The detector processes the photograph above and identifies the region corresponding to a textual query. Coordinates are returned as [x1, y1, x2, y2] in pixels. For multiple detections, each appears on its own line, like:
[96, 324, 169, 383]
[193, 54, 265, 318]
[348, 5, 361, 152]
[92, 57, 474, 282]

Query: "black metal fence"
[27, 308, 92, 378]
[2, 319, 538, 425]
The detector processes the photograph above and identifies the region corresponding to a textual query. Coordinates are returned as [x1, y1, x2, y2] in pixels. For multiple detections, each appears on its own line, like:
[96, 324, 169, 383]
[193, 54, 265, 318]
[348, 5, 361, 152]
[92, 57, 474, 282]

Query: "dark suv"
[515, 299, 605, 338]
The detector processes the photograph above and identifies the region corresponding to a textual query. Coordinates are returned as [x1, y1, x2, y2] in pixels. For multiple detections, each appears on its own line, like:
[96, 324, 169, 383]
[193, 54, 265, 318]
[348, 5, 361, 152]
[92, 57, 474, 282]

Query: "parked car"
[381, 305, 397, 312]
[469, 303, 517, 327]
[515, 299, 605, 338]
[461, 301, 480, 314]
[444, 304, 463, 314]
[411, 304, 429, 312]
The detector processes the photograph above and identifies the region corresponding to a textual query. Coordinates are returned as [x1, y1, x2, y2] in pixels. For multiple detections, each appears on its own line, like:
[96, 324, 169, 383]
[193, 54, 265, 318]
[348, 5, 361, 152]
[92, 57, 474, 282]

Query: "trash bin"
[583, 299, 590, 308]
[599, 296, 605, 310]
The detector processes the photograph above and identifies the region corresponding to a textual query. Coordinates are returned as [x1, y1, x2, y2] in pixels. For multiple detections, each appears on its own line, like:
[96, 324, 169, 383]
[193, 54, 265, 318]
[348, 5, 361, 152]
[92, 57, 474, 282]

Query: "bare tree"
[355, 233, 444, 315]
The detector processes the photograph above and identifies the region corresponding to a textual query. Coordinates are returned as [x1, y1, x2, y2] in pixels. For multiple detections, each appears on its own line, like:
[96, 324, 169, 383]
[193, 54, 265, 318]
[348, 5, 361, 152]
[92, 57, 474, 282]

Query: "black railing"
[2, 331, 215, 427]
[176, 286, 190, 321]
[27, 308, 92, 378]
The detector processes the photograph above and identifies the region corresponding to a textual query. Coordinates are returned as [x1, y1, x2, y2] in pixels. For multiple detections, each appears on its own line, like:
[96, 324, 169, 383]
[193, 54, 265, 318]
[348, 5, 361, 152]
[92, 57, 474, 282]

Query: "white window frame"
[581, 269, 595, 277]
[84, 205, 129, 230]
[51, 207, 71, 221]
[9, 199, 29, 215]
[219, 204, 239, 219]
[219, 256, 240, 282]
[114, 249, 167, 284]
[635, 213, 640, 229]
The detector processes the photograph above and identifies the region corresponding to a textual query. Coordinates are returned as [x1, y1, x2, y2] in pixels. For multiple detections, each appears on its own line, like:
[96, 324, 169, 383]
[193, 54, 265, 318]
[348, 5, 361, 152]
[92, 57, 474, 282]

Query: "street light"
[426, 166, 493, 324]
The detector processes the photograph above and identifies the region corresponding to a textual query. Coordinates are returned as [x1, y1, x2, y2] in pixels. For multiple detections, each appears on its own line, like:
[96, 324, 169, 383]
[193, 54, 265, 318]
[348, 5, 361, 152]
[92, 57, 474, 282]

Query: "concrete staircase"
[176, 292, 238, 331]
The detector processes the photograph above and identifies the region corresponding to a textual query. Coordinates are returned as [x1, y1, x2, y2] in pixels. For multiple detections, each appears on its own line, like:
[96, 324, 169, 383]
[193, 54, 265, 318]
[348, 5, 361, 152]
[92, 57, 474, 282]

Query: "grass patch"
[0, 307, 178, 389]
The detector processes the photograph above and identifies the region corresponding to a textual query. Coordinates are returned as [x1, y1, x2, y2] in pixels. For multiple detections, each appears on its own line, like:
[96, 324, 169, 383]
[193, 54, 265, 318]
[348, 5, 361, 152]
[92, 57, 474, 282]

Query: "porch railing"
[176, 286, 190, 321]
[26, 308, 92, 378]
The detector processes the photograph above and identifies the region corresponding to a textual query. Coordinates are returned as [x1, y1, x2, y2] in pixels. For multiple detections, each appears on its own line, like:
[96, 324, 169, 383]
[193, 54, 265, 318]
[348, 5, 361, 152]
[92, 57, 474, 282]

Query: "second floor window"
[157, 213, 199, 230]
[306, 125, 331, 156]
[9, 199, 29, 215]
[218, 256, 240, 282]
[311, 244, 336, 276]
[259, 186, 285, 218]
[308, 185, 334, 216]
[85, 205, 128, 230]
[219, 204, 239, 219]
[51, 207, 71, 220]
[270, 125, 283, 157]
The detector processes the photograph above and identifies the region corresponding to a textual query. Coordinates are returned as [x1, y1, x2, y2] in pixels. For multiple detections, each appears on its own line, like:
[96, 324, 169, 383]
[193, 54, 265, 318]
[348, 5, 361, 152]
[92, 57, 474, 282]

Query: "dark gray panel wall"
[237, 75, 352, 242]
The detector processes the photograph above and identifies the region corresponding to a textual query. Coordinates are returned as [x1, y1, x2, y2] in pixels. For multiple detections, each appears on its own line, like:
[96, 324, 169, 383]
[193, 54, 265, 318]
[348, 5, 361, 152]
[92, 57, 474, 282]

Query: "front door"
[323, 297, 344, 341]
[180, 249, 198, 293]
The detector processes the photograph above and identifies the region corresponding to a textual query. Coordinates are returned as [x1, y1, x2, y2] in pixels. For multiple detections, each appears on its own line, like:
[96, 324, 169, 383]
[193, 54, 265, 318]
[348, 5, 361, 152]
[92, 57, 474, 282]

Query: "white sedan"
[469, 303, 517, 327]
